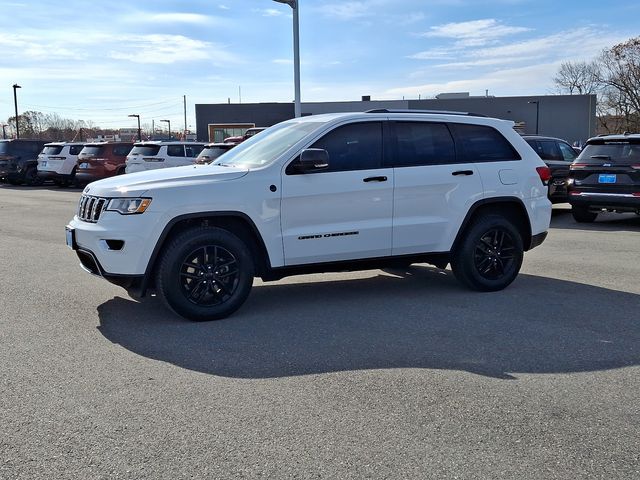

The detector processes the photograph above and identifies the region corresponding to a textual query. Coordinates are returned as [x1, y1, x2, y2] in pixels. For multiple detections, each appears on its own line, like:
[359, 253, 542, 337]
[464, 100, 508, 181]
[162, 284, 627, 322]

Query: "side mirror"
[297, 148, 329, 172]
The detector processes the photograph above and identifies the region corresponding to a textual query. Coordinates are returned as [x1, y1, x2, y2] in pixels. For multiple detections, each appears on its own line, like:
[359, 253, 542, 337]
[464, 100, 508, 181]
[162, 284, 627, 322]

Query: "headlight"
[106, 198, 152, 215]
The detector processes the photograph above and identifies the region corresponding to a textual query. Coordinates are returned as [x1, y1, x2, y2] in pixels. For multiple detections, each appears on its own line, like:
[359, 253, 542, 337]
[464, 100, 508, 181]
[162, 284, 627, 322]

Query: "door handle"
[452, 170, 474, 176]
[363, 176, 387, 182]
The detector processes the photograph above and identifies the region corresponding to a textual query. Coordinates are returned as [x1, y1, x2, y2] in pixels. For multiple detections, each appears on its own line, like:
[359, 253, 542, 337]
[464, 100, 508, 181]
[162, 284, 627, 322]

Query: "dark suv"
[0, 139, 49, 185]
[567, 134, 640, 222]
[523, 135, 578, 203]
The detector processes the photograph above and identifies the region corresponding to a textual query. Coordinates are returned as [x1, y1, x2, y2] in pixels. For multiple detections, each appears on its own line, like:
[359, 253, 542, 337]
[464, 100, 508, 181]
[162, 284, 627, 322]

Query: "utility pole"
[13, 84, 21, 139]
[183, 95, 187, 137]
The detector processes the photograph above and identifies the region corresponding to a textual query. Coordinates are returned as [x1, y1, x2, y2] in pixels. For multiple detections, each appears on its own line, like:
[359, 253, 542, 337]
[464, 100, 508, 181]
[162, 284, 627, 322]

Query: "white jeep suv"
[66, 110, 551, 321]
[125, 141, 205, 173]
[37, 142, 84, 186]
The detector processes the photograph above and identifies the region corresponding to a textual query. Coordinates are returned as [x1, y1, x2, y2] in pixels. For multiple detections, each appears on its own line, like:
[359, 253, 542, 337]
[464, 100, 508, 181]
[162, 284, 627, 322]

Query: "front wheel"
[24, 167, 43, 186]
[451, 215, 524, 292]
[571, 205, 598, 223]
[155, 227, 255, 321]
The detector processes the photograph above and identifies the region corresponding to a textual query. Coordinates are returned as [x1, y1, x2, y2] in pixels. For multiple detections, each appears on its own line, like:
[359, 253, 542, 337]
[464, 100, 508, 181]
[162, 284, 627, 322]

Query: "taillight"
[94, 158, 108, 162]
[631, 165, 640, 170]
[536, 166, 551, 184]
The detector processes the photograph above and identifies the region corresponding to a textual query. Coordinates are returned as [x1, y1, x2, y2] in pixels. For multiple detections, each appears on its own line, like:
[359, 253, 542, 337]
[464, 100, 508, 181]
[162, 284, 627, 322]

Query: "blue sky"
[1, 0, 638, 132]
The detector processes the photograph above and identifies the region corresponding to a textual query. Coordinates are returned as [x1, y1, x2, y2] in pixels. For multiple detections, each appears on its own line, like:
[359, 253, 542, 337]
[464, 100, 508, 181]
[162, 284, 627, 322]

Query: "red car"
[223, 127, 266, 146]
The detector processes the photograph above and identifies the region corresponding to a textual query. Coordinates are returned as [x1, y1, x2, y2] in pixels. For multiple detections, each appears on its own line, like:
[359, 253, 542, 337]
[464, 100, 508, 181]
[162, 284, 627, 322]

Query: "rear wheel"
[24, 167, 43, 186]
[155, 227, 255, 321]
[571, 205, 598, 223]
[451, 214, 524, 292]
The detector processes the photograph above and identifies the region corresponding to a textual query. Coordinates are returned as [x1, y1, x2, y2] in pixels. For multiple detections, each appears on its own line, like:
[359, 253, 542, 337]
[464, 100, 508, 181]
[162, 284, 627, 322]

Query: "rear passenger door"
[389, 121, 484, 254]
[166, 145, 187, 168]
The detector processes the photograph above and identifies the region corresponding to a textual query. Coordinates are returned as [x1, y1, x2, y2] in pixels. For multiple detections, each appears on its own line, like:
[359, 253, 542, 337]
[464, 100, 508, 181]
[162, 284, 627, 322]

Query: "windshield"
[43, 146, 63, 155]
[578, 140, 640, 165]
[129, 145, 161, 156]
[213, 121, 323, 168]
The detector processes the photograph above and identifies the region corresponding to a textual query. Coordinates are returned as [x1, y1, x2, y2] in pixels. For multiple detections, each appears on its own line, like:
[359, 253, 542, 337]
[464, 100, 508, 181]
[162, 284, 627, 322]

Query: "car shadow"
[0, 183, 83, 192]
[550, 206, 640, 232]
[96, 267, 640, 380]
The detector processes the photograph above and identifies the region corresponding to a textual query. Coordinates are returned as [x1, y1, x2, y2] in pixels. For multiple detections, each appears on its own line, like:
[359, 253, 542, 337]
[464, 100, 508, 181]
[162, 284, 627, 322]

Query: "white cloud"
[108, 35, 231, 65]
[218, 5, 230, 10]
[316, 2, 370, 20]
[259, 8, 284, 17]
[142, 13, 211, 24]
[422, 19, 530, 47]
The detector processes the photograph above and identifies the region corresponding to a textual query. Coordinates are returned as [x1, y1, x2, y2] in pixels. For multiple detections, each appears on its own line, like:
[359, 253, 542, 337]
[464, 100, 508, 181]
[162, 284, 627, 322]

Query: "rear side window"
[167, 145, 185, 157]
[81, 146, 105, 156]
[309, 122, 382, 172]
[130, 145, 161, 156]
[69, 145, 83, 155]
[578, 141, 640, 165]
[538, 140, 562, 161]
[452, 124, 521, 162]
[112, 144, 133, 156]
[393, 122, 455, 166]
[43, 146, 64, 155]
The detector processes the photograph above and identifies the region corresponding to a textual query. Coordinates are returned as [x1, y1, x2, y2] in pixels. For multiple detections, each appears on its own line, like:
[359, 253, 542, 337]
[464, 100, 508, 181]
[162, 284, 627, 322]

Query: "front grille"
[77, 194, 108, 223]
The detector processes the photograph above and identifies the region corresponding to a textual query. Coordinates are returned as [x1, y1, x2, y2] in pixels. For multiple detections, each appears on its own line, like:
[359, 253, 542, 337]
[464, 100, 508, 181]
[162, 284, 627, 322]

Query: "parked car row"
[0, 138, 241, 186]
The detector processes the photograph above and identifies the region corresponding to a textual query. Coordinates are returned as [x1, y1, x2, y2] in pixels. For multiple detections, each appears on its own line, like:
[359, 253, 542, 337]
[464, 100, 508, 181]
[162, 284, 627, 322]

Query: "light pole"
[13, 84, 21, 139]
[528, 100, 540, 135]
[161, 119, 171, 139]
[1, 124, 7, 139]
[128, 114, 141, 141]
[273, 0, 301, 118]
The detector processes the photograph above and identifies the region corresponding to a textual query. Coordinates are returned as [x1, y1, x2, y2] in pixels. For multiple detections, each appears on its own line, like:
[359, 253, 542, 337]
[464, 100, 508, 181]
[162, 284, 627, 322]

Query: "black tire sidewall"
[452, 215, 524, 292]
[156, 227, 254, 321]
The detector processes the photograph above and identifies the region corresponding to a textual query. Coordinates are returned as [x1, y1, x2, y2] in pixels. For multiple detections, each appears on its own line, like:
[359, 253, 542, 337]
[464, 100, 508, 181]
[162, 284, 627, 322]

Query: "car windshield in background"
[213, 121, 323, 169]
[43, 146, 63, 155]
[578, 140, 640, 164]
[130, 145, 161, 156]
[81, 146, 105, 156]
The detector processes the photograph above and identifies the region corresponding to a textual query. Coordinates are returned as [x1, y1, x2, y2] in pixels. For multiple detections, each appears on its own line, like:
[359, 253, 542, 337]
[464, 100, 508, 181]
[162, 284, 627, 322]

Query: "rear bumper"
[569, 192, 640, 212]
[75, 172, 108, 183]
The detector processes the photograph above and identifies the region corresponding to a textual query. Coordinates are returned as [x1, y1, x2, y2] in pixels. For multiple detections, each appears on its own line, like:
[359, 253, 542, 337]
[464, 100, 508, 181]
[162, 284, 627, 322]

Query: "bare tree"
[553, 61, 601, 95]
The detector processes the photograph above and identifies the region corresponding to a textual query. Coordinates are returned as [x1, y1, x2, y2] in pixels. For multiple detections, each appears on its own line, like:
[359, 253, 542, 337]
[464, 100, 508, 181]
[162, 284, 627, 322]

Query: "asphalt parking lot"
[1, 185, 639, 479]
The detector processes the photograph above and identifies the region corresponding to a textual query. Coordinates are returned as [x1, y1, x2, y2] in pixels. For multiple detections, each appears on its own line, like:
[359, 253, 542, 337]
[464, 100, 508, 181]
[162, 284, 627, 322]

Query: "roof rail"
[365, 108, 487, 117]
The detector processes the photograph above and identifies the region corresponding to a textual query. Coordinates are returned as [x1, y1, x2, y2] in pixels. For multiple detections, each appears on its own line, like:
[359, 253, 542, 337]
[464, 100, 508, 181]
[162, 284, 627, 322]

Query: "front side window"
[308, 122, 382, 172]
[0, 142, 9, 155]
[167, 145, 185, 157]
[185, 145, 204, 157]
[394, 122, 455, 166]
[452, 124, 520, 162]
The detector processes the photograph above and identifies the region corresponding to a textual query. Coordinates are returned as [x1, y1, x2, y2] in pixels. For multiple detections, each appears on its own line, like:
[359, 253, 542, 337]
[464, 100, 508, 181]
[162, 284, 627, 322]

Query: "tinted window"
[130, 145, 161, 156]
[557, 141, 578, 161]
[112, 144, 133, 156]
[452, 124, 520, 162]
[309, 122, 382, 172]
[185, 145, 204, 157]
[578, 141, 640, 165]
[43, 146, 63, 155]
[538, 140, 562, 160]
[199, 146, 231, 161]
[69, 145, 83, 155]
[0, 142, 10, 155]
[167, 145, 185, 157]
[80, 146, 105, 156]
[394, 122, 455, 166]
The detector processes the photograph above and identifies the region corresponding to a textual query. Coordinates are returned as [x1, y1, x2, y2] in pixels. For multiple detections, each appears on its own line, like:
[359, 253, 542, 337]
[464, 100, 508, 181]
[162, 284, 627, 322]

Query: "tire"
[571, 205, 598, 223]
[451, 214, 524, 292]
[155, 227, 255, 321]
[23, 167, 43, 186]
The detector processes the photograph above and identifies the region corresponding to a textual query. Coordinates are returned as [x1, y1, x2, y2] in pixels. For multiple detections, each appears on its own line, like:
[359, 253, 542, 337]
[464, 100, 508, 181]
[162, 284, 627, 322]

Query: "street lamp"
[13, 84, 21, 139]
[161, 119, 171, 139]
[273, 0, 301, 118]
[128, 114, 141, 141]
[1, 124, 7, 139]
[528, 100, 540, 135]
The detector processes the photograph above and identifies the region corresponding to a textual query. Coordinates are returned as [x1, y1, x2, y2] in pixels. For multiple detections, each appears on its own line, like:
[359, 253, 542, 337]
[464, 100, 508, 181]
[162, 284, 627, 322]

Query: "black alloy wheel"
[473, 228, 517, 281]
[179, 245, 240, 306]
[156, 226, 254, 321]
[451, 214, 524, 292]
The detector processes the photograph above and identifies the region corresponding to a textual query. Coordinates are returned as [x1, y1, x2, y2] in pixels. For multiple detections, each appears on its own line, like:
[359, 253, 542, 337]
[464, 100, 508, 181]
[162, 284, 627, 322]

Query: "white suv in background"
[125, 141, 205, 173]
[37, 142, 84, 186]
[66, 110, 552, 321]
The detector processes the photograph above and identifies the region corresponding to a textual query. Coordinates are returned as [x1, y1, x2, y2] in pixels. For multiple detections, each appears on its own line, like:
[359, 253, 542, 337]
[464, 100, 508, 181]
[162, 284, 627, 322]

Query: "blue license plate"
[598, 174, 616, 184]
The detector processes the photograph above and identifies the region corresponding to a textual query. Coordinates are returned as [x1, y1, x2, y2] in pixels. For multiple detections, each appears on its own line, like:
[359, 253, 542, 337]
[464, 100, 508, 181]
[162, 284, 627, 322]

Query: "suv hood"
[83, 164, 249, 197]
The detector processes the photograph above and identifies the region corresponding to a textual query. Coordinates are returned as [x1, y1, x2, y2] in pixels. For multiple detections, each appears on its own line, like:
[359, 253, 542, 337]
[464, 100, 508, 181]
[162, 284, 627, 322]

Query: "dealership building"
[195, 93, 596, 145]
